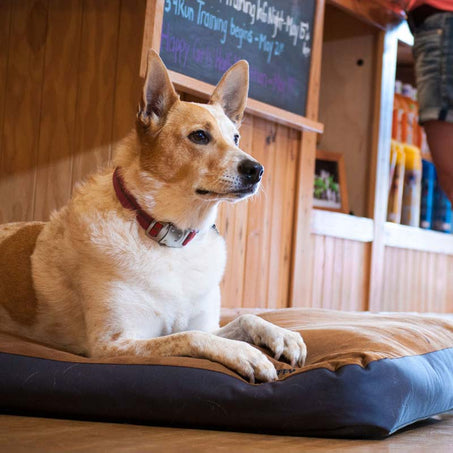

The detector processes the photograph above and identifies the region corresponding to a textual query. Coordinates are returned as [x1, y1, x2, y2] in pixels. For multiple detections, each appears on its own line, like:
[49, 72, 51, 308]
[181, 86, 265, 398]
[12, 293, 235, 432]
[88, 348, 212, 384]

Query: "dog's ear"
[137, 49, 178, 127]
[209, 60, 249, 126]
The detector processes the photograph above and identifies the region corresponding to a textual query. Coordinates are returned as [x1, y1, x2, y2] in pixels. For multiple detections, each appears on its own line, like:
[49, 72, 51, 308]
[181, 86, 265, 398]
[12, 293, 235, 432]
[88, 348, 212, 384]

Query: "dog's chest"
[115, 229, 226, 335]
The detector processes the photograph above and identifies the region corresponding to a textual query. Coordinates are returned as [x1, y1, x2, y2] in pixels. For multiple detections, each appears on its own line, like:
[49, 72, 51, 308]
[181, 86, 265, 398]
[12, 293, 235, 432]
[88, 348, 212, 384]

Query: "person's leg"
[423, 120, 453, 203]
[411, 11, 453, 203]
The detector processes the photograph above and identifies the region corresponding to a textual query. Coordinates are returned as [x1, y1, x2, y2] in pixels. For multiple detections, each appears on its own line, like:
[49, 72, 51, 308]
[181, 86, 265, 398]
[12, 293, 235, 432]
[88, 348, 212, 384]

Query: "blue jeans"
[413, 12, 453, 124]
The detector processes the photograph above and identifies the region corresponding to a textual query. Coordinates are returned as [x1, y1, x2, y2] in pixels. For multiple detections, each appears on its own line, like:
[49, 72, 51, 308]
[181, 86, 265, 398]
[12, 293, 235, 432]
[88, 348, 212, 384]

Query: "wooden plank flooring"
[0, 412, 452, 452]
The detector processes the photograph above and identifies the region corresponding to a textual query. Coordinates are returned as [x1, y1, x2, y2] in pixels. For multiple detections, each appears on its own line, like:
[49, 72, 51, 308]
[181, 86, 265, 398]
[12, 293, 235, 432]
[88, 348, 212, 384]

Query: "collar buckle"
[159, 224, 193, 248]
[145, 219, 196, 248]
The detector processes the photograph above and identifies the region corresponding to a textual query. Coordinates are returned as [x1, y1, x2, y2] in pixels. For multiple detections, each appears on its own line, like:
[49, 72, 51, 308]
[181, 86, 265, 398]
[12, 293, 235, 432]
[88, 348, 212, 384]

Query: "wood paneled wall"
[298, 234, 370, 311]
[381, 247, 453, 312]
[0, 0, 146, 222]
[317, 4, 377, 218]
[0, 0, 302, 310]
[217, 117, 300, 309]
[302, 233, 453, 313]
[2, 1, 452, 314]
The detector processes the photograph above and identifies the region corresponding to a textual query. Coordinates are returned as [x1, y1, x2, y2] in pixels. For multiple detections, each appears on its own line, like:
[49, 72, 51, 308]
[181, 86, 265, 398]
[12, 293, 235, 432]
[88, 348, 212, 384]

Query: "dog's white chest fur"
[111, 228, 226, 338]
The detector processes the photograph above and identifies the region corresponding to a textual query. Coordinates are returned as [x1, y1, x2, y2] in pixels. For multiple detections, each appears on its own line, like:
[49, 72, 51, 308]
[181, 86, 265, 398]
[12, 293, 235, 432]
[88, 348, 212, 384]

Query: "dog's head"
[135, 50, 263, 203]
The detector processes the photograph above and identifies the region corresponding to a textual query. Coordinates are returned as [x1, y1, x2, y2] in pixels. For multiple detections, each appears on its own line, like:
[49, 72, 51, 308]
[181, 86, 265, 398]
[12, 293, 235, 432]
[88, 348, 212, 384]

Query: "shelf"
[311, 211, 453, 254]
[384, 222, 453, 255]
[311, 209, 374, 242]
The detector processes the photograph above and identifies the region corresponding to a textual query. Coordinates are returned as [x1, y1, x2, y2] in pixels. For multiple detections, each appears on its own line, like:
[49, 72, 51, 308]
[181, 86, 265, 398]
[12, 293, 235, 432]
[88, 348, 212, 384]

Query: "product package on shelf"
[392, 81, 404, 143]
[401, 83, 420, 147]
[389, 81, 426, 229]
[387, 140, 405, 223]
[390, 81, 453, 233]
[401, 144, 422, 227]
[420, 160, 435, 229]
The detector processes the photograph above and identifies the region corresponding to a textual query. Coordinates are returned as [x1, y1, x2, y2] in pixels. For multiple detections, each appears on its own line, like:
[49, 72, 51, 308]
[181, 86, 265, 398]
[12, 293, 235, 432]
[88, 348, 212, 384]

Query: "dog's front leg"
[216, 314, 307, 367]
[89, 331, 278, 383]
[79, 277, 277, 382]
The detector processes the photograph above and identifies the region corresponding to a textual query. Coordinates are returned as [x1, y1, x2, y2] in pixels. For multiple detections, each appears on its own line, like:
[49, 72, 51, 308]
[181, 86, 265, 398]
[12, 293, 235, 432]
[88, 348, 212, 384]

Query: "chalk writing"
[161, 0, 315, 115]
[165, 0, 311, 61]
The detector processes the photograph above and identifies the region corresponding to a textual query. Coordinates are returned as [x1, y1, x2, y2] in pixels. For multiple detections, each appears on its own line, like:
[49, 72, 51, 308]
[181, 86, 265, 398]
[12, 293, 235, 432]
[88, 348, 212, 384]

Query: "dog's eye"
[188, 130, 210, 145]
[234, 134, 240, 146]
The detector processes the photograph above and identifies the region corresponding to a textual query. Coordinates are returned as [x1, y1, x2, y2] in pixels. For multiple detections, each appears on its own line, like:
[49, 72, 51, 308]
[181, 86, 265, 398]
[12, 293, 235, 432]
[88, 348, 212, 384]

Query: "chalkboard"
[159, 0, 316, 117]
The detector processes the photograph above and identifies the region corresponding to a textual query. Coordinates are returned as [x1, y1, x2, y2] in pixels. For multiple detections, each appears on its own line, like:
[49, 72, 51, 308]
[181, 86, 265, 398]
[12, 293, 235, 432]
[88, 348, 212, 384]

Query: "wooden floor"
[0, 413, 452, 452]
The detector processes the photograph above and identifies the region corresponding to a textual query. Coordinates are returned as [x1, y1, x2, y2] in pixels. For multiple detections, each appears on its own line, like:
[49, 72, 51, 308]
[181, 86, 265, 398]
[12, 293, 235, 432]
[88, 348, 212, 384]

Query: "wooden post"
[140, 0, 164, 77]
[368, 26, 399, 311]
[289, 0, 326, 307]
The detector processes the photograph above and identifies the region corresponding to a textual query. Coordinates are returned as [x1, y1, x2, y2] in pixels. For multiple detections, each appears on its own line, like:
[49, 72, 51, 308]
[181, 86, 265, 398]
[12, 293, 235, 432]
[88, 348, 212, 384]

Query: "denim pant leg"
[413, 12, 453, 124]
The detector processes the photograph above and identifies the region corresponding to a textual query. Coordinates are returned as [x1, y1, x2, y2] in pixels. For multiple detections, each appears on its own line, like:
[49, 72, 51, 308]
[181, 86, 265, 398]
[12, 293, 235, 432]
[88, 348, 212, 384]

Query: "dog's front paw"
[240, 315, 307, 367]
[266, 327, 307, 368]
[222, 340, 278, 384]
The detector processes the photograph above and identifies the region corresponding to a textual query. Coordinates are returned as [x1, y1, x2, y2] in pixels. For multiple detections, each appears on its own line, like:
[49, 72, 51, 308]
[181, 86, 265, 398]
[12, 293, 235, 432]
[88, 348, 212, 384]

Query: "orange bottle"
[392, 81, 404, 141]
[401, 84, 418, 146]
[401, 144, 422, 227]
[387, 140, 406, 223]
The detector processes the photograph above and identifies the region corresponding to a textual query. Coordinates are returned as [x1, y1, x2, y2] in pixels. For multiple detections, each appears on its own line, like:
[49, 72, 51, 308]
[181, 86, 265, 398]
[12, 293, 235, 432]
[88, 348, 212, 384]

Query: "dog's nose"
[238, 159, 264, 184]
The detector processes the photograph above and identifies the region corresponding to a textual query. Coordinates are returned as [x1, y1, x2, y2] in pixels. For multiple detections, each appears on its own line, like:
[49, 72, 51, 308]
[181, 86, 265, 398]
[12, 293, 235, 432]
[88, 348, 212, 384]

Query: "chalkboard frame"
[140, 0, 323, 133]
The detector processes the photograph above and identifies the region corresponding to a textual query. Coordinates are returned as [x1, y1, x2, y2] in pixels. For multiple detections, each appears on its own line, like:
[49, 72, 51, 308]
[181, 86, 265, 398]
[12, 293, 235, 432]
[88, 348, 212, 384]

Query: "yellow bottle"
[387, 140, 405, 223]
[401, 144, 422, 227]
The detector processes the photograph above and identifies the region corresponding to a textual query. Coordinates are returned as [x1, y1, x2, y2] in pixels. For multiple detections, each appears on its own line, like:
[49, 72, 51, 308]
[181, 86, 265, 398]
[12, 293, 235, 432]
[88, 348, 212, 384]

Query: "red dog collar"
[112, 167, 197, 247]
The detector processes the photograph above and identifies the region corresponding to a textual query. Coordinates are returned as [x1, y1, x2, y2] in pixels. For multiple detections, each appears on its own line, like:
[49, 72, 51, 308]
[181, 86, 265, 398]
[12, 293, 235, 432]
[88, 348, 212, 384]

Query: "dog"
[0, 50, 306, 383]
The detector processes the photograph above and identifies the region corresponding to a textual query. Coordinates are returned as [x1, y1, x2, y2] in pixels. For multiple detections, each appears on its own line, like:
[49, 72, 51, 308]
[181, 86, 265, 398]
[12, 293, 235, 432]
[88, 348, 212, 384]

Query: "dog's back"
[0, 222, 44, 335]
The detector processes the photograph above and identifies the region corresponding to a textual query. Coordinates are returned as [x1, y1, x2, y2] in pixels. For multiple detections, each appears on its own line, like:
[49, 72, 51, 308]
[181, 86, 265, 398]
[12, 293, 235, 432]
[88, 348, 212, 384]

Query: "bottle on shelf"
[401, 84, 418, 146]
[390, 80, 453, 233]
[392, 81, 404, 142]
[389, 81, 425, 228]
[420, 159, 435, 229]
[401, 144, 422, 227]
[387, 140, 405, 223]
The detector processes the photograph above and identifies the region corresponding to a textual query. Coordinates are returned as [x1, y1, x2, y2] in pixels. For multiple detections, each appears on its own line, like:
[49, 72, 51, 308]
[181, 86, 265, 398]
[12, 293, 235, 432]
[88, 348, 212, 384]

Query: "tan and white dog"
[0, 50, 306, 383]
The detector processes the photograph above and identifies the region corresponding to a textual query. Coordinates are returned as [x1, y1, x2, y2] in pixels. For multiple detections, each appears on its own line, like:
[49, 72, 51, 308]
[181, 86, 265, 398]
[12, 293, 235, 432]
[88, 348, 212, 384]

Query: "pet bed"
[1, 308, 452, 438]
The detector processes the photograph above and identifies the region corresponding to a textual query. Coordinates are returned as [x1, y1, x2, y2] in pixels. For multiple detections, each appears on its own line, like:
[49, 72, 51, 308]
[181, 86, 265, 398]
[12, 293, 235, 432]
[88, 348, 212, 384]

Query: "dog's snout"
[238, 159, 264, 184]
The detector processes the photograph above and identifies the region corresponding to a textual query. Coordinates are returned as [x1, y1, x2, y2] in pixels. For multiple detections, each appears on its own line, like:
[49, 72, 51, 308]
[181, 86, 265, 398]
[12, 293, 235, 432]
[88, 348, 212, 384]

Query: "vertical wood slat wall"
[381, 248, 453, 313]
[304, 235, 370, 311]
[0, 0, 301, 310]
[1, 1, 452, 313]
[217, 118, 300, 309]
[0, 0, 145, 223]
